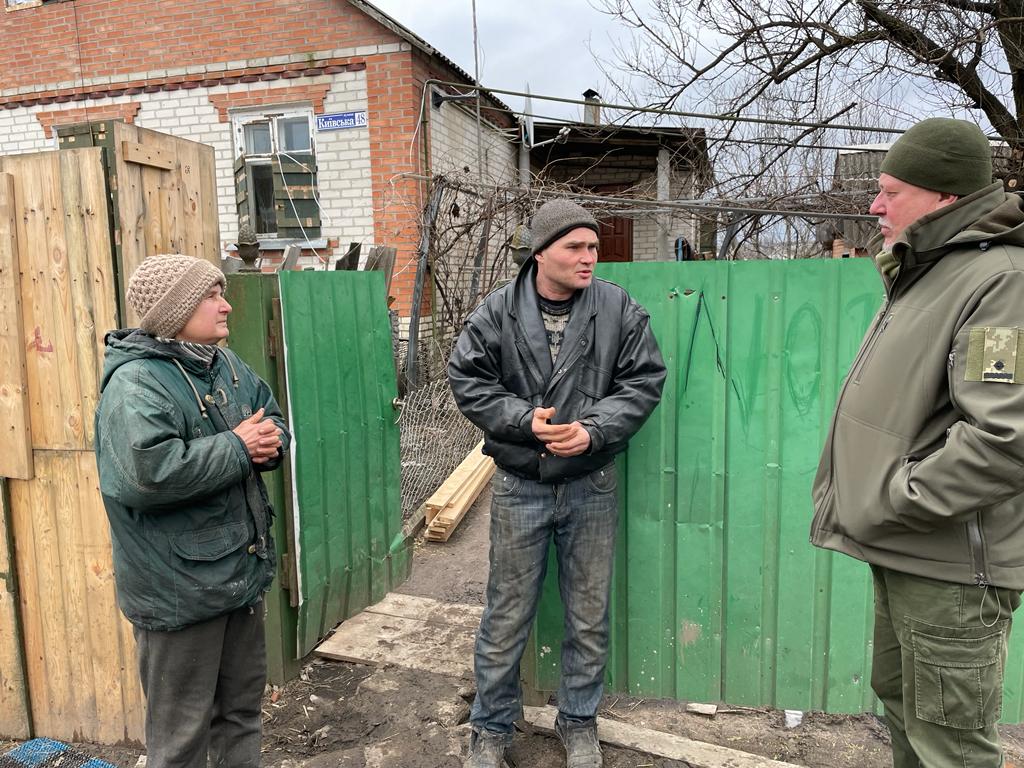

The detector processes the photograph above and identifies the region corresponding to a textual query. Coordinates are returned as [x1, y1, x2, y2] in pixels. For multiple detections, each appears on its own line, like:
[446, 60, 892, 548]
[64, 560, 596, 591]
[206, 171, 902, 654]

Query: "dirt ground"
[7, 489, 1024, 767]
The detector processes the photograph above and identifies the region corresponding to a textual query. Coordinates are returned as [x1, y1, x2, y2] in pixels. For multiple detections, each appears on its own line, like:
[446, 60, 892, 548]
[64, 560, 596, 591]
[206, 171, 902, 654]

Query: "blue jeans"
[470, 463, 619, 737]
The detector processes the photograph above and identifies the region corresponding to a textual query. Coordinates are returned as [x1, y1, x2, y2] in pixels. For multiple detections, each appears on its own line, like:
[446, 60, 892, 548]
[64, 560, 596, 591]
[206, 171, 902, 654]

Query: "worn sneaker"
[464, 729, 507, 768]
[555, 718, 603, 768]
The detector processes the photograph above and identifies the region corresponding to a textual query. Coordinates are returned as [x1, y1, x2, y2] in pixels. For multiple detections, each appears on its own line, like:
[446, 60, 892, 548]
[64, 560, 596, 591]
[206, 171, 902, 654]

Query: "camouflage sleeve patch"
[965, 327, 1024, 383]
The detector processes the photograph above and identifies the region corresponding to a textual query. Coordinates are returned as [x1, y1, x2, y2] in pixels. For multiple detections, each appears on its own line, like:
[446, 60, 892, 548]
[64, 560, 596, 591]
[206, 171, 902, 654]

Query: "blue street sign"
[315, 111, 368, 131]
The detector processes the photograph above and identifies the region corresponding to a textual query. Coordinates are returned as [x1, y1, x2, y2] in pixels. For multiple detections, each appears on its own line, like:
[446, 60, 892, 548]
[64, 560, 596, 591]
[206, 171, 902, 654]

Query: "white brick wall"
[427, 100, 519, 306]
[428, 100, 517, 184]
[0, 71, 374, 262]
[305, 71, 372, 248]
[0, 102, 59, 153]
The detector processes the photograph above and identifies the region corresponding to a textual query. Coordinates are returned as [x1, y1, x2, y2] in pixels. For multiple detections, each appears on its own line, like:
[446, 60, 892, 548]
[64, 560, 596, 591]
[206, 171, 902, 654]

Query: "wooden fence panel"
[0, 150, 116, 451]
[0, 173, 33, 479]
[111, 122, 221, 327]
[0, 145, 142, 743]
[0, 127, 224, 744]
[0, 480, 31, 739]
[9, 450, 144, 744]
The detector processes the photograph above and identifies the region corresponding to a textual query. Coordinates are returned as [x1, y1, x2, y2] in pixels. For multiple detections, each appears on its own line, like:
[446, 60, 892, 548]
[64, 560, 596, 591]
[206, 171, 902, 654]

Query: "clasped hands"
[232, 408, 284, 464]
[531, 406, 591, 457]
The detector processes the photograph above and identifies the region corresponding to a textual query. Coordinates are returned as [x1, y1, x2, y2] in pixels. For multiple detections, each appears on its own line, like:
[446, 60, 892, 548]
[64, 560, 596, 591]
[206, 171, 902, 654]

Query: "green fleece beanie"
[880, 118, 992, 196]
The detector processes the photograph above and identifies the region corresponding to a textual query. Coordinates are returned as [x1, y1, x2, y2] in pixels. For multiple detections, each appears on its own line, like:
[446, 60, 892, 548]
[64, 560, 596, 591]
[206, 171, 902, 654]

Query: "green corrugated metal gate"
[278, 271, 410, 657]
[526, 258, 1024, 721]
[228, 271, 411, 667]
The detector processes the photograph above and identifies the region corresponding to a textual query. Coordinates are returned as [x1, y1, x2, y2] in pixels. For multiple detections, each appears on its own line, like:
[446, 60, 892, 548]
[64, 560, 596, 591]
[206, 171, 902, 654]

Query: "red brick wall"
[1, 0, 508, 319]
[366, 50, 424, 316]
[36, 102, 140, 137]
[0, 0, 402, 91]
[208, 84, 332, 121]
[367, 49, 514, 316]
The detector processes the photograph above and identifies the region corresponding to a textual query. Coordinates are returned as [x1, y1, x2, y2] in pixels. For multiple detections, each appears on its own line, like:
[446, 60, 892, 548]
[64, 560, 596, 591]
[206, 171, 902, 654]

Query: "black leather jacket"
[448, 260, 666, 483]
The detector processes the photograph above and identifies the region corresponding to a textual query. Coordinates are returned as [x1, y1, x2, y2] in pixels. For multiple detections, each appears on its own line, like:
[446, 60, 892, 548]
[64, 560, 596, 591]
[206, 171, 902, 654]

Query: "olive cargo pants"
[871, 565, 1021, 768]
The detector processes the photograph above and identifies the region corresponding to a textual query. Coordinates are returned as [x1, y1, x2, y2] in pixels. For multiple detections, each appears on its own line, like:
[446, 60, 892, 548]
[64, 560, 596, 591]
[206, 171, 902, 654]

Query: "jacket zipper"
[812, 292, 890, 540]
[967, 513, 990, 586]
[851, 304, 893, 384]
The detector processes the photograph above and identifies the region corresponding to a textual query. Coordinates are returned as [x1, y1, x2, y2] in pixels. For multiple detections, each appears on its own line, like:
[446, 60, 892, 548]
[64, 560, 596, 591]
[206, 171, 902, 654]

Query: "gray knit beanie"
[126, 254, 226, 338]
[530, 200, 599, 255]
[880, 118, 992, 196]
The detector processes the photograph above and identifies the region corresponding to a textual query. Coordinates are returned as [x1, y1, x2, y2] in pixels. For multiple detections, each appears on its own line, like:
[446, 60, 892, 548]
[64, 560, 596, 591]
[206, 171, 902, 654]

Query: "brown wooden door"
[597, 216, 633, 263]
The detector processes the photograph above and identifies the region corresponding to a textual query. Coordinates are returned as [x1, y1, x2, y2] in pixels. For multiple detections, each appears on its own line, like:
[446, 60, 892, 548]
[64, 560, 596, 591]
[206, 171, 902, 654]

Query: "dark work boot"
[464, 729, 507, 768]
[555, 718, 603, 768]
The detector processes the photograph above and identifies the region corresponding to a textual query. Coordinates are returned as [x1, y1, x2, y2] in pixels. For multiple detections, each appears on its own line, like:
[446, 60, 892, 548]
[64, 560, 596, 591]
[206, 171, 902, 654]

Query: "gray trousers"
[134, 603, 266, 768]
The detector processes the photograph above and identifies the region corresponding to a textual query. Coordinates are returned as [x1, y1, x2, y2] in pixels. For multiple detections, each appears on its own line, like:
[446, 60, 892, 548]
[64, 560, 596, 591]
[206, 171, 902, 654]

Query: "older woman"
[95, 254, 290, 768]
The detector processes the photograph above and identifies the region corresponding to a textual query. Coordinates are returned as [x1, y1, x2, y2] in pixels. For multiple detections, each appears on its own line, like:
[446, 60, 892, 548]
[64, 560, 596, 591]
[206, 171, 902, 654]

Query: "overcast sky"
[367, 0, 638, 121]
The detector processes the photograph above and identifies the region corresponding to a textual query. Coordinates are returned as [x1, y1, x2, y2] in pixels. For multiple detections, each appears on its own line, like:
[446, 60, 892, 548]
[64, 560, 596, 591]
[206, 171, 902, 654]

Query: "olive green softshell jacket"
[811, 183, 1024, 589]
[95, 329, 290, 630]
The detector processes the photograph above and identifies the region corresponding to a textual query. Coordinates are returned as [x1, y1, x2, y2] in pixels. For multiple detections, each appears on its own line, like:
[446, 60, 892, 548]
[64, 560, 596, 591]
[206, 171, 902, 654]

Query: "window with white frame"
[231, 107, 321, 241]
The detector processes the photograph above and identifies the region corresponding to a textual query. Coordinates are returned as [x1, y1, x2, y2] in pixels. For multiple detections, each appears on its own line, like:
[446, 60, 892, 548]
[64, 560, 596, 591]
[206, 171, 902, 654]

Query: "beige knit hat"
[126, 254, 226, 338]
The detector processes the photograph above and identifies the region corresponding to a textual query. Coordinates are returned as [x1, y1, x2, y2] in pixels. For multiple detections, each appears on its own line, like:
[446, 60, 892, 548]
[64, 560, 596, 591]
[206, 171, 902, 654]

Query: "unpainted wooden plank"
[176, 139, 203, 260]
[0, 479, 31, 739]
[44, 151, 88, 450]
[4, 152, 70, 449]
[424, 441, 486, 521]
[56, 149, 105, 449]
[11, 453, 75, 737]
[427, 458, 494, 542]
[522, 705, 805, 768]
[9, 451, 144, 743]
[52, 449, 99, 734]
[3, 150, 116, 452]
[314, 610, 476, 679]
[75, 149, 119, 406]
[195, 142, 221, 264]
[75, 451, 144, 743]
[121, 140, 174, 171]
[433, 455, 493, 524]
[0, 172, 33, 479]
[365, 592, 482, 629]
[138, 126, 186, 257]
[111, 123, 147, 322]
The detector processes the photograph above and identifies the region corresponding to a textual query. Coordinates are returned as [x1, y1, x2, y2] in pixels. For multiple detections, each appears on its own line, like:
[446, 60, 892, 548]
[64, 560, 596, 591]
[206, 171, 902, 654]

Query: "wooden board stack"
[425, 441, 495, 542]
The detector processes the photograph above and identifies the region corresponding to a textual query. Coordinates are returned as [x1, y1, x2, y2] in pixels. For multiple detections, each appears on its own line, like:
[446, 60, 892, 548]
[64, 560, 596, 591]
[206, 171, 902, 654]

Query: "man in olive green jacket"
[811, 118, 1024, 767]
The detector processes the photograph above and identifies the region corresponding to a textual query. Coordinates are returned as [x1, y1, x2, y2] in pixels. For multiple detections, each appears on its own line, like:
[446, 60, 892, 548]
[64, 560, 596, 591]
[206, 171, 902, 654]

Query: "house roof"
[347, 0, 510, 113]
[531, 120, 710, 168]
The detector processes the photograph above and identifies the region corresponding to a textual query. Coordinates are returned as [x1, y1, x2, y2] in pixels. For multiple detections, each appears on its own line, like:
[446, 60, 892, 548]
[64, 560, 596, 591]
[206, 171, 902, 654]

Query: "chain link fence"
[397, 376, 482, 520]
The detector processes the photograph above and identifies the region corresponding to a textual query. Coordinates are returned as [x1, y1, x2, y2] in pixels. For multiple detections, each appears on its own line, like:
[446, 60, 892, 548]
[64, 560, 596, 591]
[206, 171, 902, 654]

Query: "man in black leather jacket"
[449, 200, 666, 768]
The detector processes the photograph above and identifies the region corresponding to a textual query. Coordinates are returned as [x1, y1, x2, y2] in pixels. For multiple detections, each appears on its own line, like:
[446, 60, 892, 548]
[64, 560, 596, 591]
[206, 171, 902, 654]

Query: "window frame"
[230, 106, 319, 240]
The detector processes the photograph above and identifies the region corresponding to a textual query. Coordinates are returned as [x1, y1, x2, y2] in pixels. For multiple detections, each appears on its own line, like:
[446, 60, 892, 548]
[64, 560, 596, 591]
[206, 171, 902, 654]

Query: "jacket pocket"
[577, 362, 612, 399]
[911, 618, 1008, 729]
[170, 521, 249, 562]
